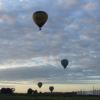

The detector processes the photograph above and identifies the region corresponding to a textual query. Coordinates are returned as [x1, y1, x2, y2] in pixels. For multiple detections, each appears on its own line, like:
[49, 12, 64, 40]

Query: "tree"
[27, 88, 33, 95]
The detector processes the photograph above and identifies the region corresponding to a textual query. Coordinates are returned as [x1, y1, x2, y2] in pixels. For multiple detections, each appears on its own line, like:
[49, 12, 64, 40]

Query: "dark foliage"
[0, 88, 15, 94]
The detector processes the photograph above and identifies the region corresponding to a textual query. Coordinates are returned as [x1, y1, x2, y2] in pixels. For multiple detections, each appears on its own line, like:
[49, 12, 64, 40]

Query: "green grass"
[0, 94, 100, 100]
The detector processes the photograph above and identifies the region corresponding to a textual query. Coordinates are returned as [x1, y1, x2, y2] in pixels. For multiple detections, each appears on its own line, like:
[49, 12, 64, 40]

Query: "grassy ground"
[0, 94, 100, 100]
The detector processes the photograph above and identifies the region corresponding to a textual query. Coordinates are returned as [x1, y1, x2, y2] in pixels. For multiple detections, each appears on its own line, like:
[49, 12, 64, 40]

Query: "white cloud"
[83, 2, 97, 11]
[0, 14, 16, 25]
[0, 56, 57, 69]
[0, 1, 4, 11]
[58, 0, 78, 8]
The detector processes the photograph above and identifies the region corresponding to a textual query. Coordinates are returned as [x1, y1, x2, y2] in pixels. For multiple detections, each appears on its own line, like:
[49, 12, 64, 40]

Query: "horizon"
[0, 81, 100, 93]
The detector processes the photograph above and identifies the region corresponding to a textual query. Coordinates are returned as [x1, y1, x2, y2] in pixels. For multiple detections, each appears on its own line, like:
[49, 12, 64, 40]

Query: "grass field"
[0, 94, 100, 100]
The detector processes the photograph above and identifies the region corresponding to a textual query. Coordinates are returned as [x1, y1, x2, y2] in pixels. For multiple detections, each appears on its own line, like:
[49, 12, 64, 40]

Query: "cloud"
[0, 66, 60, 82]
[0, 0, 5, 12]
[83, 2, 97, 11]
[0, 64, 100, 84]
[57, 0, 78, 8]
[0, 14, 15, 25]
[0, 55, 58, 69]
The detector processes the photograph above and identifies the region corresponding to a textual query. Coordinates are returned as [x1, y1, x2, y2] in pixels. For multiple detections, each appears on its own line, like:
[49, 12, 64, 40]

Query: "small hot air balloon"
[61, 59, 68, 69]
[37, 82, 42, 88]
[49, 86, 54, 93]
[32, 11, 48, 30]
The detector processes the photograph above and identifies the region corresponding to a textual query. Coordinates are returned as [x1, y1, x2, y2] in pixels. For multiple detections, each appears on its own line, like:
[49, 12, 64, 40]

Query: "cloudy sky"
[0, 0, 100, 92]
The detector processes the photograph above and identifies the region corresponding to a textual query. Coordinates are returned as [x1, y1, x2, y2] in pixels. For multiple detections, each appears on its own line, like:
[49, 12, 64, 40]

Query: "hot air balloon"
[61, 59, 68, 69]
[37, 82, 42, 88]
[32, 11, 48, 30]
[49, 86, 54, 93]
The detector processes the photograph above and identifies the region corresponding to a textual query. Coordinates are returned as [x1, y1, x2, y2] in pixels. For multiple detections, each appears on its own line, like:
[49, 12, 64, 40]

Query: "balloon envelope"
[32, 11, 48, 30]
[49, 86, 54, 93]
[37, 82, 42, 88]
[61, 59, 68, 69]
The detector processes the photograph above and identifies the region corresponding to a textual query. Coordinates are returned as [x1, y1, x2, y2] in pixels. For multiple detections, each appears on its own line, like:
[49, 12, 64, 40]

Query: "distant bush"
[0, 88, 15, 94]
[27, 88, 38, 95]
[27, 88, 33, 95]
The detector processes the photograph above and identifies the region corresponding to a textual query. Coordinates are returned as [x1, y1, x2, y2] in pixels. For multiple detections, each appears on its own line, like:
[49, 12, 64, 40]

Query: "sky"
[0, 0, 100, 93]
